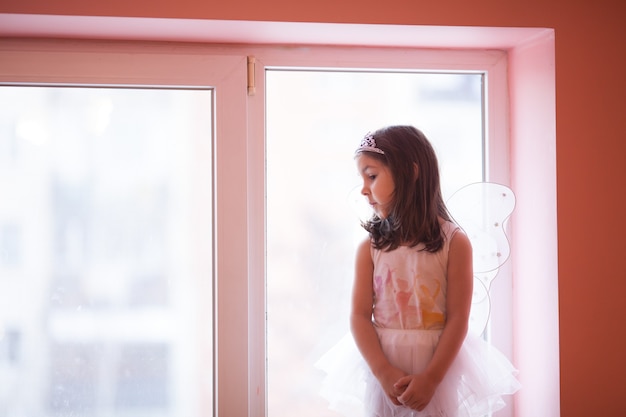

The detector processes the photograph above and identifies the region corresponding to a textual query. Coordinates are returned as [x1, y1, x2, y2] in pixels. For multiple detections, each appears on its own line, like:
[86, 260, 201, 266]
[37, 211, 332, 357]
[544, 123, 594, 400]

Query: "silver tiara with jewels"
[356, 132, 385, 155]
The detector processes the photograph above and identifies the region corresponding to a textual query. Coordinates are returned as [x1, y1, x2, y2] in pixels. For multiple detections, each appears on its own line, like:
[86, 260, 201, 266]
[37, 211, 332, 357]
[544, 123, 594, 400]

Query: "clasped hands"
[378, 366, 438, 412]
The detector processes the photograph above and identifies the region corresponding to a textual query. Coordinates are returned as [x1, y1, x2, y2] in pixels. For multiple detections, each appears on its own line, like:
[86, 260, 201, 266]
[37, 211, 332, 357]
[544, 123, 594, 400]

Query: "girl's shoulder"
[355, 236, 376, 272]
[356, 235, 374, 258]
[357, 236, 372, 250]
[440, 218, 461, 237]
[442, 220, 472, 256]
[439, 219, 471, 256]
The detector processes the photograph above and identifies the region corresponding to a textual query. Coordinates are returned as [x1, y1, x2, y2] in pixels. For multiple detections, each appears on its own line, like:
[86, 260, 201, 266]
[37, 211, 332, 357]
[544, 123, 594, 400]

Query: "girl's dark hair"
[361, 125, 452, 252]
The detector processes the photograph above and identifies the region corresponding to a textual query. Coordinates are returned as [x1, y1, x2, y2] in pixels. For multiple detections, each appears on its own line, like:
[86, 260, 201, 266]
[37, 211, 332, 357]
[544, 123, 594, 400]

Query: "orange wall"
[3, 1, 626, 416]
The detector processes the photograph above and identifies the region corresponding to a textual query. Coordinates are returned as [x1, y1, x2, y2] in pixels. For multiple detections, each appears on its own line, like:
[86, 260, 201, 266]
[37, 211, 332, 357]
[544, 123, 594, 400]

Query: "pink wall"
[2, 1, 626, 416]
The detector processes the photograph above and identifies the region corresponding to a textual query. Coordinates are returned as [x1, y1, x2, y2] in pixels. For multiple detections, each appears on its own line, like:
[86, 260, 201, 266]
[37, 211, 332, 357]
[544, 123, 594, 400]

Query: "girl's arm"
[395, 230, 474, 411]
[350, 237, 406, 405]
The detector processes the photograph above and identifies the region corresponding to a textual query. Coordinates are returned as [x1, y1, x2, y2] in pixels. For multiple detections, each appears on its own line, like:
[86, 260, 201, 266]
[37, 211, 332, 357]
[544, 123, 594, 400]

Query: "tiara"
[356, 132, 385, 155]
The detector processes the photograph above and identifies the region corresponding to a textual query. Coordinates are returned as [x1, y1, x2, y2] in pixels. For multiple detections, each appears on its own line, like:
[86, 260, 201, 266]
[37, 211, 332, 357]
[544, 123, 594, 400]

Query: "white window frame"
[246, 45, 511, 417]
[0, 39, 251, 417]
[0, 23, 558, 416]
[0, 40, 509, 417]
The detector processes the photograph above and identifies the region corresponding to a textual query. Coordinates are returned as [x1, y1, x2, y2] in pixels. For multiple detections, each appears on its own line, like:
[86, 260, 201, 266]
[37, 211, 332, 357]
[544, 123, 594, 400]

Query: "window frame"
[246, 45, 511, 417]
[0, 39, 250, 416]
[0, 34, 544, 417]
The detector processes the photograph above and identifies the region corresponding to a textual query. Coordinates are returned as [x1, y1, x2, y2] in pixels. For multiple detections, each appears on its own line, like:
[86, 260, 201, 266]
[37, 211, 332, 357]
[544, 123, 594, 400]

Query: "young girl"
[323, 125, 520, 417]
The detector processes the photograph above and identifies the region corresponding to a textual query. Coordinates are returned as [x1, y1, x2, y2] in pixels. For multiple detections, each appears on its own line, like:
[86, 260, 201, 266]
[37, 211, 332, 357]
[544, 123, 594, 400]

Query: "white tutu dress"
[316, 221, 520, 417]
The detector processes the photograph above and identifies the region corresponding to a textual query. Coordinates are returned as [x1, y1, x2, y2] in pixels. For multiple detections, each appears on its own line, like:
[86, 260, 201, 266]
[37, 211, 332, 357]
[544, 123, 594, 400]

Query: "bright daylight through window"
[266, 69, 487, 416]
[0, 86, 213, 416]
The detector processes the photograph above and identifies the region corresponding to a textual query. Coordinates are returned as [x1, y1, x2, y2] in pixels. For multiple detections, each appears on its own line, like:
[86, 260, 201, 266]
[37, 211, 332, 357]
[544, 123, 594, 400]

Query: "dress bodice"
[371, 221, 459, 330]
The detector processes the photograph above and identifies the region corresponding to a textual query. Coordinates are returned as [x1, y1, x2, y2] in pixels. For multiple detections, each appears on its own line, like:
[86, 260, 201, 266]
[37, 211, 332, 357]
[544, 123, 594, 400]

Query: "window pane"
[266, 70, 483, 416]
[0, 86, 213, 417]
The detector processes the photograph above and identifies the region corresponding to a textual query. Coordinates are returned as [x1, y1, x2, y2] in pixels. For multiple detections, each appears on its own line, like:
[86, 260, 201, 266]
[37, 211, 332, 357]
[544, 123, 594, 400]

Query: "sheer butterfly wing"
[446, 182, 516, 336]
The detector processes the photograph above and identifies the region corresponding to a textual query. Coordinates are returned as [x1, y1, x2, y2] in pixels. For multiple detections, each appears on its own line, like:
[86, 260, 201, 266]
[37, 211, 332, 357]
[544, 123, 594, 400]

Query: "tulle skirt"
[316, 328, 520, 417]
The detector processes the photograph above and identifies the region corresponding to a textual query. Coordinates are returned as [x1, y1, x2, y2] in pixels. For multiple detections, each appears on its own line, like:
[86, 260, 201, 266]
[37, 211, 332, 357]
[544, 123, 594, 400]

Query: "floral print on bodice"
[371, 221, 459, 330]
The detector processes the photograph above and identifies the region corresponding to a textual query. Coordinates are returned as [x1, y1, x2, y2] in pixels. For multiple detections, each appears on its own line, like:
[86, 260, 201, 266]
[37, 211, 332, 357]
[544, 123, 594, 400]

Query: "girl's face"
[356, 154, 395, 219]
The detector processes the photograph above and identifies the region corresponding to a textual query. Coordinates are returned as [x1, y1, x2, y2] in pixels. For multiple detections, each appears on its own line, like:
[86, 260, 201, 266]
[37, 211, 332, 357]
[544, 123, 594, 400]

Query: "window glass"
[0, 85, 213, 417]
[266, 70, 483, 415]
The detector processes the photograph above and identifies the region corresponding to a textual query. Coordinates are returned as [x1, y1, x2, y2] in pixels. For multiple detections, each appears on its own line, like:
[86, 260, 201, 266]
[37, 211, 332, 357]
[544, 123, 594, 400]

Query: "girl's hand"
[393, 373, 438, 411]
[376, 366, 408, 406]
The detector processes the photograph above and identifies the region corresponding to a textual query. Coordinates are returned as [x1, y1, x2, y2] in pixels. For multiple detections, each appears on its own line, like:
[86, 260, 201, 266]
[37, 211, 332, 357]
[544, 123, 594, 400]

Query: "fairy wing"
[446, 182, 516, 337]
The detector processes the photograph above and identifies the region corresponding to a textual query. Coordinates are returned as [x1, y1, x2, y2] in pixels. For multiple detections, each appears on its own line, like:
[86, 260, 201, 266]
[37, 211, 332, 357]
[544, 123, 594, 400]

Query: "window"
[1, 23, 558, 416]
[266, 69, 488, 416]
[0, 84, 213, 416]
[0, 44, 248, 416]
